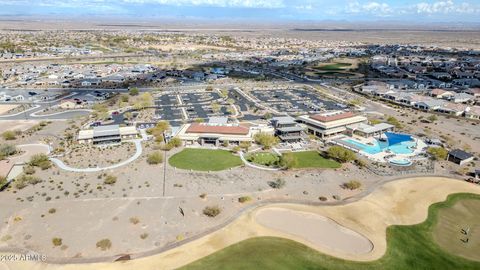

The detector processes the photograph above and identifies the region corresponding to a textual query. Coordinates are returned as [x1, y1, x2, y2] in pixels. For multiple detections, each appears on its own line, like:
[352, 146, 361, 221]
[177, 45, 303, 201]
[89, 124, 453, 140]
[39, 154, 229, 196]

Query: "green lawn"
[291, 151, 341, 169]
[168, 148, 243, 171]
[181, 193, 480, 270]
[316, 62, 352, 71]
[245, 152, 280, 167]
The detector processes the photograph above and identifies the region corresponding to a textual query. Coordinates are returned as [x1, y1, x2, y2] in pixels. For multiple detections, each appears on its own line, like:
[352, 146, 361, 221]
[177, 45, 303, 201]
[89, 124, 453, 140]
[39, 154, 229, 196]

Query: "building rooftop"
[186, 123, 249, 135]
[448, 149, 474, 160]
[93, 125, 120, 137]
[309, 111, 356, 122]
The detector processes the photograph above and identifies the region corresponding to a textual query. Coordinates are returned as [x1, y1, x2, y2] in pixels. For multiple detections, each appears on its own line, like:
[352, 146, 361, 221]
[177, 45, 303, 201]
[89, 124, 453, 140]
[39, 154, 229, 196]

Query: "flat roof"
[310, 111, 355, 122]
[186, 123, 249, 135]
[348, 123, 394, 133]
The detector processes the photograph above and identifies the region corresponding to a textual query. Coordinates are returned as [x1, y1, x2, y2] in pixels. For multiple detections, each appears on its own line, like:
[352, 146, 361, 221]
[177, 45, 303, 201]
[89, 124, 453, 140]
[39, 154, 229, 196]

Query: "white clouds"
[414, 0, 480, 14]
[347, 1, 392, 16]
[122, 0, 285, 8]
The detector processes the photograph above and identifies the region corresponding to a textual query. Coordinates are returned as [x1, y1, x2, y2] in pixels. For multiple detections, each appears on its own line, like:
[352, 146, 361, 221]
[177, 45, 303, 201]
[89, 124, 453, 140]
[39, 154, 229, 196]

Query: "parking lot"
[250, 88, 345, 114]
[153, 91, 230, 123]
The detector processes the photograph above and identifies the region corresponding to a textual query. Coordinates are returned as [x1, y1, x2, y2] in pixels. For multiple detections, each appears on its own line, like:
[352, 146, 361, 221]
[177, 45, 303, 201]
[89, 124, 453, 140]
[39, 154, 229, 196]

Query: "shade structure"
[384, 132, 413, 146]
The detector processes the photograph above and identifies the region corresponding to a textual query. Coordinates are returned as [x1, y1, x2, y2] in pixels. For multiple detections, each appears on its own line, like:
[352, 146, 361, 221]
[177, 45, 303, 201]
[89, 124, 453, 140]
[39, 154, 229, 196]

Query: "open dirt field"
[2, 176, 479, 270]
[0, 105, 20, 115]
[0, 120, 39, 134]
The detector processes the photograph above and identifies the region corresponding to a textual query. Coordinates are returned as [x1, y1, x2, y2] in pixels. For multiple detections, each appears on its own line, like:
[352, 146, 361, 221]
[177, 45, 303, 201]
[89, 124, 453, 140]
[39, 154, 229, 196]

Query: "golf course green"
[181, 193, 480, 270]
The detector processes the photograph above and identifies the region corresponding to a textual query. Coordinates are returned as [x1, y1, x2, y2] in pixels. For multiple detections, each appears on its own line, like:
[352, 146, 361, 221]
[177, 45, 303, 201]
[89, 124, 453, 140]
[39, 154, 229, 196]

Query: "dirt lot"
[59, 143, 136, 168]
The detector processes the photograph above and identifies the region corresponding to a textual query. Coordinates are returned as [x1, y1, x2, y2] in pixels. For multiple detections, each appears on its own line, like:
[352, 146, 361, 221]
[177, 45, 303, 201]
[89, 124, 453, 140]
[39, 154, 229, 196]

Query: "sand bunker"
[256, 208, 373, 255]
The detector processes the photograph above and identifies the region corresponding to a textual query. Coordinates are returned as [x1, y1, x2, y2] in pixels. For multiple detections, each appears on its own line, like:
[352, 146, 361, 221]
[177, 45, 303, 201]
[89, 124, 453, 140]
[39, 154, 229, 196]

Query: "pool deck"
[333, 135, 427, 163]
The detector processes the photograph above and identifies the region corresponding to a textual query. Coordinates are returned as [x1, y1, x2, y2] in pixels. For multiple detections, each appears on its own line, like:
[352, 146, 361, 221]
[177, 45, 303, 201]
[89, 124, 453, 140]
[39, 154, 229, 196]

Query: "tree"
[279, 152, 298, 169]
[167, 137, 182, 148]
[327, 146, 356, 163]
[427, 147, 448, 160]
[147, 152, 163, 165]
[254, 132, 279, 150]
[129, 87, 139, 96]
[134, 93, 154, 110]
[240, 141, 251, 151]
[148, 121, 170, 142]
[211, 102, 221, 113]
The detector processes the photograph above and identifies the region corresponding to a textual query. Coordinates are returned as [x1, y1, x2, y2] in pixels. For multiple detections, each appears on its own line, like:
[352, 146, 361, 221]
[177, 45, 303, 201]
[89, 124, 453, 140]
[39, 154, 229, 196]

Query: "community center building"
[176, 117, 273, 146]
[296, 111, 367, 139]
[77, 124, 139, 144]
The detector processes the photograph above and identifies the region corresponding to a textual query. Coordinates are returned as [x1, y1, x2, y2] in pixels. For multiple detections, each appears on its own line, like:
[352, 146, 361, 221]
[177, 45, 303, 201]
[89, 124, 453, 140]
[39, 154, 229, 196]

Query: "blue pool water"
[342, 138, 416, 155]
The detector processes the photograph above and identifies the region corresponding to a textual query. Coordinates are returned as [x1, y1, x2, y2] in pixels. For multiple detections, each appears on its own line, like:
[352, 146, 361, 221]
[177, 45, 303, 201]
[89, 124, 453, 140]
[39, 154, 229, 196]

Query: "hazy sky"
[1, 0, 480, 22]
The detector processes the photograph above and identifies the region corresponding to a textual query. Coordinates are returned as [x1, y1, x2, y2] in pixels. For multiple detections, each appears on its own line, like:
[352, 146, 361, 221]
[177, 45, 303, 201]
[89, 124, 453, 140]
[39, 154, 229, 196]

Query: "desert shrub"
[23, 166, 36, 175]
[15, 174, 42, 189]
[427, 147, 448, 160]
[2, 130, 17, 140]
[38, 161, 52, 170]
[140, 233, 149, 239]
[355, 158, 367, 168]
[343, 180, 362, 190]
[52, 237, 62, 246]
[29, 154, 51, 170]
[199, 193, 207, 199]
[268, 178, 286, 189]
[96, 239, 112, 251]
[0, 176, 7, 188]
[48, 208, 56, 214]
[238, 196, 252, 203]
[129, 217, 140, 225]
[203, 206, 221, 217]
[327, 146, 356, 163]
[103, 175, 117, 185]
[147, 152, 163, 164]
[0, 144, 16, 157]
[318, 196, 327, 201]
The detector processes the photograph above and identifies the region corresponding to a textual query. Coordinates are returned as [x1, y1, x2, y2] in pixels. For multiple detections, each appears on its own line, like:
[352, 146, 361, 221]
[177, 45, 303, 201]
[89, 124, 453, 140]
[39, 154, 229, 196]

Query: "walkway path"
[49, 139, 143, 172]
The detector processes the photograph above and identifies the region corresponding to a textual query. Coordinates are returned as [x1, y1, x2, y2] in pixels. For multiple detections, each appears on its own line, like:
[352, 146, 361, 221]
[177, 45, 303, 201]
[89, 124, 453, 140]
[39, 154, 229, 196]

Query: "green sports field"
[168, 148, 243, 171]
[181, 193, 480, 270]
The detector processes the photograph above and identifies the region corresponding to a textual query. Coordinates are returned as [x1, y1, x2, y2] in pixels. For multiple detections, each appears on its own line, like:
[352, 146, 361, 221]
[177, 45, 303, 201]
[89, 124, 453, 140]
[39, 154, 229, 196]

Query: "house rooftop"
[448, 149, 474, 160]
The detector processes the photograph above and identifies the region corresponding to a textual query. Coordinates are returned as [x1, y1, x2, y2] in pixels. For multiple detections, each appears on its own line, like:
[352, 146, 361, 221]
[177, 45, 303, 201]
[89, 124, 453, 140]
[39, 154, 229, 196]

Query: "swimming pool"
[342, 138, 416, 155]
[388, 158, 413, 166]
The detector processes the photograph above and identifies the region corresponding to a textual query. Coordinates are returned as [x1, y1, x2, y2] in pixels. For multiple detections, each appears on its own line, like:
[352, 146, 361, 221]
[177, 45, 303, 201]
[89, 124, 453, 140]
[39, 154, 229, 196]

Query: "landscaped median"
[168, 148, 243, 171]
